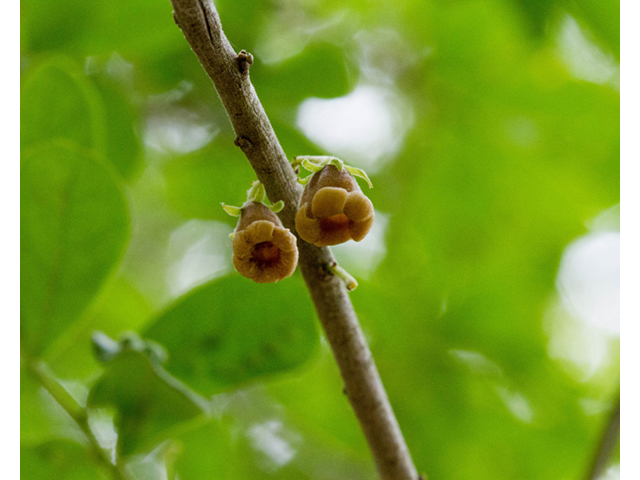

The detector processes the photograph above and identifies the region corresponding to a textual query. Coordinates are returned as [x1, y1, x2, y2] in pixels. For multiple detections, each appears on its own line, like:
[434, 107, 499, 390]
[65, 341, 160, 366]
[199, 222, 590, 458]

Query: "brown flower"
[295, 165, 374, 247]
[232, 202, 298, 283]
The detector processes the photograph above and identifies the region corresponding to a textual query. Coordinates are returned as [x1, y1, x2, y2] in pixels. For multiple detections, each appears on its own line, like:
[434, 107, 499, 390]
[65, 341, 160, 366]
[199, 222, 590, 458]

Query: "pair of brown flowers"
[225, 157, 374, 285]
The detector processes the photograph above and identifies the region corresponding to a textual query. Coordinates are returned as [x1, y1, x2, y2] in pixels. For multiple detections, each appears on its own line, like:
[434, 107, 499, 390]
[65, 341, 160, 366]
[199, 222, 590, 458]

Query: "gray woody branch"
[170, 1, 419, 479]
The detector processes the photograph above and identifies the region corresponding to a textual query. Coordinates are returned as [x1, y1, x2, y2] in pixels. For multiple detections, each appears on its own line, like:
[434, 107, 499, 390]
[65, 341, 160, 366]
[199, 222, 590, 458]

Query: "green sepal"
[295, 155, 373, 188]
[344, 165, 373, 188]
[267, 200, 285, 213]
[246, 180, 266, 203]
[301, 158, 324, 173]
[298, 175, 313, 185]
[221, 204, 242, 217]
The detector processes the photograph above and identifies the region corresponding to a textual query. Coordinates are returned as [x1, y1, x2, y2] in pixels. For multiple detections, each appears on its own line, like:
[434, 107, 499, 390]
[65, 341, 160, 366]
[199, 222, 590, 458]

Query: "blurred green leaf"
[87, 346, 210, 456]
[162, 137, 256, 221]
[511, 0, 556, 38]
[254, 42, 352, 111]
[144, 275, 319, 395]
[91, 74, 143, 179]
[20, 142, 129, 356]
[22, 0, 176, 58]
[21, 56, 106, 153]
[173, 419, 245, 479]
[47, 278, 154, 380]
[21, 440, 103, 480]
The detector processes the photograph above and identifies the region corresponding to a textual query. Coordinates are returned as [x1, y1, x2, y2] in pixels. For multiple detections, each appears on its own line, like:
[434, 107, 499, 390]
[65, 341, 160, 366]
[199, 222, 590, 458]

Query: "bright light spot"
[449, 349, 503, 378]
[556, 15, 619, 88]
[88, 409, 118, 462]
[544, 207, 619, 380]
[210, 392, 231, 420]
[504, 116, 539, 148]
[145, 109, 217, 155]
[544, 298, 611, 380]
[355, 29, 430, 85]
[58, 379, 89, 406]
[557, 231, 620, 336]
[248, 420, 297, 469]
[148, 81, 194, 105]
[331, 210, 388, 279]
[579, 397, 611, 416]
[587, 204, 620, 233]
[495, 385, 534, 423]
[106, 52, 134, 84]
[166, 220, 232, 297]
[296, 84, 413, 172]
[598, 464, 620, 480]
[255, 11, 344, 65]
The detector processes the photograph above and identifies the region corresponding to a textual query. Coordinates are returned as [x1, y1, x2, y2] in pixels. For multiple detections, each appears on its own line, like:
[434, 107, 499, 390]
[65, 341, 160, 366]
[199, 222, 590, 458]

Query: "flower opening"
[295, 165, 374, 247]
[232, 202, 298, 283]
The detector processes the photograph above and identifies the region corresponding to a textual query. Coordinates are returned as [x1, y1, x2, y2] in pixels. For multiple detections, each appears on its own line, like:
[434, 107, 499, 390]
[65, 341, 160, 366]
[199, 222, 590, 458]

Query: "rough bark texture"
[171, 1, 419, 478]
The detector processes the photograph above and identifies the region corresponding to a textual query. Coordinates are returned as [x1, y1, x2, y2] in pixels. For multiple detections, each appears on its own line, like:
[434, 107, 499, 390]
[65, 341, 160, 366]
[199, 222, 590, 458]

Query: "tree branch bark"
[585, 393, 620, 480]
[170, 1, 419, 478]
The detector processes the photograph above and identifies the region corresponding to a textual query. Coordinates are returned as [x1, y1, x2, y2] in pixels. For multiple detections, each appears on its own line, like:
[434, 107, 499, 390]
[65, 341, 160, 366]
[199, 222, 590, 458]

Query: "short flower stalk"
[327, 261, 358, 291]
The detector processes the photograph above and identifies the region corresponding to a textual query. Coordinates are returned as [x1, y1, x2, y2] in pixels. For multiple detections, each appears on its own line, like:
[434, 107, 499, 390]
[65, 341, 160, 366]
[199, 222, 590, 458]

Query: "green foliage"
[144, 276, 319, 395]
[87, 345, 209, 456]
[21, 440, 105, 480]
[20, 142, 129, 356]
[20, 0, 619, 478]
[21, 57, 106, 152]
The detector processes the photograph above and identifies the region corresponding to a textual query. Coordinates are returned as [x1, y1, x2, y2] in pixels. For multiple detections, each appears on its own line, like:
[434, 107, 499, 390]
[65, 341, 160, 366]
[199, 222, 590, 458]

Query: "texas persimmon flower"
[295, 164, 374, 247]
[232, 201, 298, 283]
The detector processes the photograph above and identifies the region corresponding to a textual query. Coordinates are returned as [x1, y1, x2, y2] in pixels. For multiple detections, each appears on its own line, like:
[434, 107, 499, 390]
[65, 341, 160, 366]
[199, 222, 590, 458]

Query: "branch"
[26, 359, 130, 480]
[170, 1, 419, 478]
[585, 393, 620, 480]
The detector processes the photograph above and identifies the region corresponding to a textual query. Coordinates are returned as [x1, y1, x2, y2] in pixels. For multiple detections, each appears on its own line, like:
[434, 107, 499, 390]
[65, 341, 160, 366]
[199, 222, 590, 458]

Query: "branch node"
[236, 49, 254, 74]
[328, 261, 358, 291]
[234, 135, 254, 151]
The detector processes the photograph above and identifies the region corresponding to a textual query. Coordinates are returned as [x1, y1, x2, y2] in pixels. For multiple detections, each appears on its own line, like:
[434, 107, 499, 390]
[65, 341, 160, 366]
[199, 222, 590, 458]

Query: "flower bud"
[232, 202, 298, 283]
[295, 165, 374, 246]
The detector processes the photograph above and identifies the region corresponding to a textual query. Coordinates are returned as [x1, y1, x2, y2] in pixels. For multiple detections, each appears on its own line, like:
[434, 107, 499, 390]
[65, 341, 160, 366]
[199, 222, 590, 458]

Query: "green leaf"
[87, 347, 210, 457]
[22, 0, 176, 58]
[162, 137, 257, 222]
[91, 74, 143, 179]
[254, 42, 352, 110]
[21, 440, 103, 480]
[20, 141, 129, 357]
[173, 420, 245, 479]
[144, 275, 319, 395]
[46, 278, 154, 380]
[21, 56, 106, 153]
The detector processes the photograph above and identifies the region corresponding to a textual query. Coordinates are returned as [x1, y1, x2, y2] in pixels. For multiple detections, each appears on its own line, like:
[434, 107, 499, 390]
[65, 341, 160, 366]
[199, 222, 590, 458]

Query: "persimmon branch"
[170, 1, 419, 478]
[585, 393, 620, 480]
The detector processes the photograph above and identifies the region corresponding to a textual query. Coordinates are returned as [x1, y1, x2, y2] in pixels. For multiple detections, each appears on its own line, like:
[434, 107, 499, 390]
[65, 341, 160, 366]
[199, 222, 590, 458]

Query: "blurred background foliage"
[20, 0, 619, 478]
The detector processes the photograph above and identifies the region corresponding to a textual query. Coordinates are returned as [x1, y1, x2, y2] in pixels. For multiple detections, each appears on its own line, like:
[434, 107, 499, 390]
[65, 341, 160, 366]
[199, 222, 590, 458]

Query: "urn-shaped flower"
[232, 202, 298, 283]
[295, 165, 374, 247]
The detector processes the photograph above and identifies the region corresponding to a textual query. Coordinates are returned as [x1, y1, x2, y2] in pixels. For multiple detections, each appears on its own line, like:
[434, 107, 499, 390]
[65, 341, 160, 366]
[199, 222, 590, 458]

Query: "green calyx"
[222, 180, 285, 217]
[293, 156, 373, 188]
